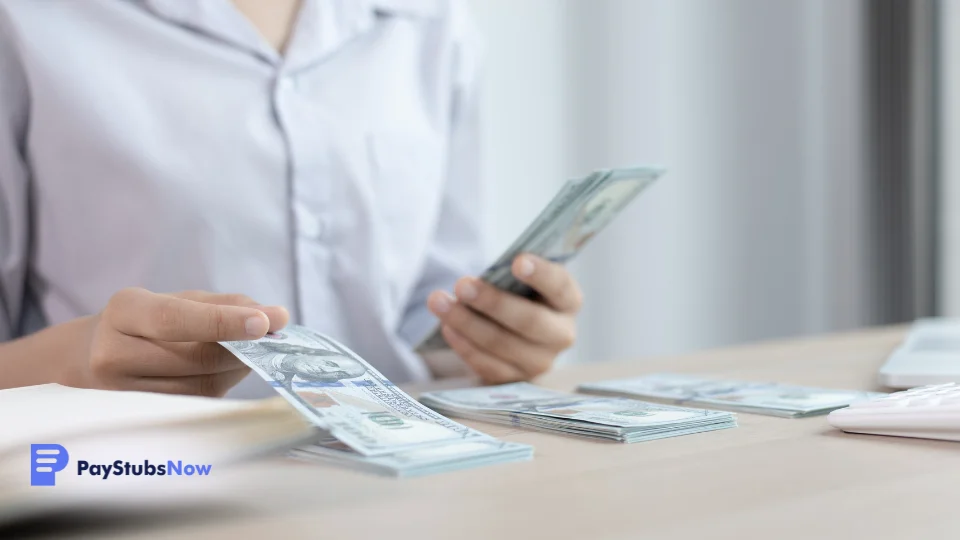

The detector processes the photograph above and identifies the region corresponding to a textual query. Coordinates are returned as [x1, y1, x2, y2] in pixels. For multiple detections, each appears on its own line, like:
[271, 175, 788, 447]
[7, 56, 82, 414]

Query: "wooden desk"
[38, 327, 960, 538]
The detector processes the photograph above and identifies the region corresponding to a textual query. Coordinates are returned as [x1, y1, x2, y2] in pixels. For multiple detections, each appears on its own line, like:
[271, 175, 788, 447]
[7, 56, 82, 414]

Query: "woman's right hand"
[62, 288, 289, 397]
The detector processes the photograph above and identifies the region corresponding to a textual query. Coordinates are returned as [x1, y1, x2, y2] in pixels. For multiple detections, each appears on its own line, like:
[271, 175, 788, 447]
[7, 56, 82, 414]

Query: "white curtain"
[941, 0, 960, 316]
[470, 0, 876, 364]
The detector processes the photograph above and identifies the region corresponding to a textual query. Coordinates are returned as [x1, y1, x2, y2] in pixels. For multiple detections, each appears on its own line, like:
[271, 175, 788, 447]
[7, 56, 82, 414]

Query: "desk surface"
[48, 327, 960, 539]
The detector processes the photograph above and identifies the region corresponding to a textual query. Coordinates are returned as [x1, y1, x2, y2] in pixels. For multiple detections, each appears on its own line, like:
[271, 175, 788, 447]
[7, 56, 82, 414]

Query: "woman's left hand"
[427, 254, 582, 384]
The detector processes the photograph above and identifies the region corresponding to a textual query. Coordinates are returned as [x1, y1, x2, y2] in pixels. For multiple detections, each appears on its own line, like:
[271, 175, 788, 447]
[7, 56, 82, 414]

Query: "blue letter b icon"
[31, 444, 69, 486]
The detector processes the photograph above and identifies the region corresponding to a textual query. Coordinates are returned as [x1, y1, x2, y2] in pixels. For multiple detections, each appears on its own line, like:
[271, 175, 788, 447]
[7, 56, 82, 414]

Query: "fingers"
[172, 291, 290, 333]
[105, 288, 271, 342]
[87, 288, 280, 395]
[90, 330, 249, 377]
[92, 335, 247, 377]
[433, 279, 576, 349]
[511, 254, 583, 313]
[437, 298, 554, 378]
[427, 281, 575, 384]
[440, 326, 528, 384]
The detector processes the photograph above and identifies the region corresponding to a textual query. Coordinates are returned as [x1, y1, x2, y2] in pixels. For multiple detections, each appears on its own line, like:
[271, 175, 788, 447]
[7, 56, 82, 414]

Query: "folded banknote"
[221, 326, 532, 476]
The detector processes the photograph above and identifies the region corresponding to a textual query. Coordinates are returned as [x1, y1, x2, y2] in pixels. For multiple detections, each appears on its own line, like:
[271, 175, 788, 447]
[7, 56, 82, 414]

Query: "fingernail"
[245, 314, 269, 337]
[517, 257, 535, 277]
[457, 280, 478, 301]
[431, 292, 453, 314]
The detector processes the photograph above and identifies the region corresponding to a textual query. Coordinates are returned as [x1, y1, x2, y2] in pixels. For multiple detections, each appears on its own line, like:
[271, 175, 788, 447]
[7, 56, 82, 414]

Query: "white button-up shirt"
[0, 0, 486, 396]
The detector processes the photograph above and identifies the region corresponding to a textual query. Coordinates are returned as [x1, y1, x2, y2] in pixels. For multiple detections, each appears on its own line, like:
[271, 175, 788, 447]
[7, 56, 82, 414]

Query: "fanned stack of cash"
[578, 373, 886, 418]
[420, 383, 737, 443]
[416, 166, 664, 353]
[221, 326, 532, 477]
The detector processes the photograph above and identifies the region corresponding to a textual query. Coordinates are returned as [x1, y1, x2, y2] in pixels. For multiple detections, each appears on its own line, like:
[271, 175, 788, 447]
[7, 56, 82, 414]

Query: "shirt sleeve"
[0, 9, 31, 342]
[397, 3, 487, 347]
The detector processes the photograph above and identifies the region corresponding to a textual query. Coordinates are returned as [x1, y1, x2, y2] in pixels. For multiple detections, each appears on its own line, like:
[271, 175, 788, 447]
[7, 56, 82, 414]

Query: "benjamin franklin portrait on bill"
[226, 336, 367, 392]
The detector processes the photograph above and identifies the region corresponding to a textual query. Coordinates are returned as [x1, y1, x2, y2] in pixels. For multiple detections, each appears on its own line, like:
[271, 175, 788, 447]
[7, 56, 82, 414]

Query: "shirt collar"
[283, 0, 374, 72]
[140, 0, 280, 63]
[138, 0, 441, 71]
[284, 0, 443, 72]
[368, 0, 442, 18]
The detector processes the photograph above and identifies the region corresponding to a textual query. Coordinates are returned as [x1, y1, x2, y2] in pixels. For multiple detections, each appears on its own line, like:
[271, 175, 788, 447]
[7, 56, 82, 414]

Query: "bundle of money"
[578, 373, 886, 418]
[416, 166, 664, 353]
[290, 436, 533, 478]
[420, 383, 737, 443]
[221, 326, 532, 477]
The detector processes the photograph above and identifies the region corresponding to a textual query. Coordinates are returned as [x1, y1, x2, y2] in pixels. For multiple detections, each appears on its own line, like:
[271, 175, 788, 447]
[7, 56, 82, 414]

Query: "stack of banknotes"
[578, 373, 886, 418]
[417, 166, 664, 353]
[289, 435, 532, 478]
[221, 326, 533, 477]
[419, 383, 737, 443]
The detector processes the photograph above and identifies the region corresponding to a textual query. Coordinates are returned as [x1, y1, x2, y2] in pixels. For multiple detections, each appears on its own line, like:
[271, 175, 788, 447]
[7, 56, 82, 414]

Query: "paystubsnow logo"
[31, 444, 70, 486]
[77, 459, 213, 480]
[30, 443, 212, 486]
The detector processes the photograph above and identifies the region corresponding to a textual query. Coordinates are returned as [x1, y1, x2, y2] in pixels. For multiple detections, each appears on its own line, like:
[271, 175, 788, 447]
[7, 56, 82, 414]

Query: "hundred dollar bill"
[420, 383, 736, 443]
[221, 326, 490, 456]
[291, 436, 533, 477]
[578, 373, 886, 418]
[416, 166, 663, 353]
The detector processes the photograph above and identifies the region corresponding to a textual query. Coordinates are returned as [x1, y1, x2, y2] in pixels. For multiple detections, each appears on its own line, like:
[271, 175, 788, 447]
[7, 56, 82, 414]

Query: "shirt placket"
[272, 67, 336, 333]
[147, 0, 377, 334]
[271, 0, 376, 334]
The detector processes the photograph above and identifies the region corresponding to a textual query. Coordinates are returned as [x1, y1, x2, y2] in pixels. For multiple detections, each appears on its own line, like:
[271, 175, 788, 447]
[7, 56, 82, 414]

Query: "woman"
[0, 0, 582, 398]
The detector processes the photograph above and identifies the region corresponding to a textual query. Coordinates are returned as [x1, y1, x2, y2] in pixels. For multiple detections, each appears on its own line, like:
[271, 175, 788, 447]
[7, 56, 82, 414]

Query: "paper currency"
[420, 383, 737, 443]
[221, 326, 532, 475]
[578, 373, 886, 418]
[291, 437, 533, 478]
[416, 166, 663, 353]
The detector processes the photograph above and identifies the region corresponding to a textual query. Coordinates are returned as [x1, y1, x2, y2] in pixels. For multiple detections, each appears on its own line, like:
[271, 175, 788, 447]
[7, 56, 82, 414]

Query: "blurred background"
[467, 0, 958, 365]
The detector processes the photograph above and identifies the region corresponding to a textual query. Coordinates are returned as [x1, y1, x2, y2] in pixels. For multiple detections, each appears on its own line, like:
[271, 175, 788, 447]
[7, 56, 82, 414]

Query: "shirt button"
[295, 208, 326, 241]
